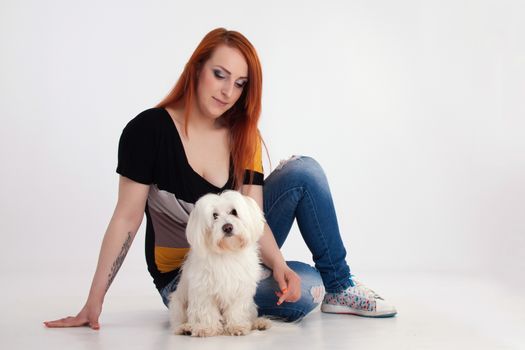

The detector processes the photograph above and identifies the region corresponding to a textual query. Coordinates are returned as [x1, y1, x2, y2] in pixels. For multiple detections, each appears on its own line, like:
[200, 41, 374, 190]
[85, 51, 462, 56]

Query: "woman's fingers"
[275, 286, 299, 304]
[44, 303, 102, 330]
[274, 279, 302, 303]
[44, 316, 88, 328]
[275, 290, 285, 304]
[89, 320, 100, 330]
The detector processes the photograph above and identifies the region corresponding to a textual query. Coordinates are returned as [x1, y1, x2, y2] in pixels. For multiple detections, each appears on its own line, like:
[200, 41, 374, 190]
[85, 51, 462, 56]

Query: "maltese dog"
[168, 190, 272, 337]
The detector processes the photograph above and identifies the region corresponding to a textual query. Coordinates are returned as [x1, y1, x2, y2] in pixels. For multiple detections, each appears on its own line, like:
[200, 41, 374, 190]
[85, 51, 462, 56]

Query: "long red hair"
[154, 27, 269, 190]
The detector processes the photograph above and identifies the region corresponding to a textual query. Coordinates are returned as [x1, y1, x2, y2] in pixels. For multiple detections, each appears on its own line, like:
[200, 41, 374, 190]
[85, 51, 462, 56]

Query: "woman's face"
[195, 44, 249, 120]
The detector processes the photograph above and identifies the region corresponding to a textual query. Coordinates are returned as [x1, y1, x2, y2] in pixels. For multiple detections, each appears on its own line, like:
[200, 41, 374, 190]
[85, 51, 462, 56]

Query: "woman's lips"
[213, 97, 228, 106]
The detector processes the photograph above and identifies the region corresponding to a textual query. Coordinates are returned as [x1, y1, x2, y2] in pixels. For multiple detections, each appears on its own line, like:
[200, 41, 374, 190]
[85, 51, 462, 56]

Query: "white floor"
[2, 271, 524, 350]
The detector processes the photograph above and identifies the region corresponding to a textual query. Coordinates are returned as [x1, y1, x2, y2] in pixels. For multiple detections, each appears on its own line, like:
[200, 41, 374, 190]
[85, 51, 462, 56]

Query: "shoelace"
[350, 275, 384, 300]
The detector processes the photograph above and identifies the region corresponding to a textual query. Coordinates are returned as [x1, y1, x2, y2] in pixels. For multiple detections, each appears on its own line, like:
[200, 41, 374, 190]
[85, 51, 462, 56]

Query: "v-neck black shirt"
[116, 107, 264, 291]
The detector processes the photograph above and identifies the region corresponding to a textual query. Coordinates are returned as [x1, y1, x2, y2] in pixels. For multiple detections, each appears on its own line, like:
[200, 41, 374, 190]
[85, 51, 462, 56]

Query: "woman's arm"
[241, 184, 301, 304]
[240, 184, 284, 268]
[44, 176, 150, 329]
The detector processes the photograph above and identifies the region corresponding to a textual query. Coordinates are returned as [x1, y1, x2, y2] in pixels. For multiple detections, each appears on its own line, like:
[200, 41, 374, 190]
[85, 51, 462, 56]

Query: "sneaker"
[321, 275, 397, 318]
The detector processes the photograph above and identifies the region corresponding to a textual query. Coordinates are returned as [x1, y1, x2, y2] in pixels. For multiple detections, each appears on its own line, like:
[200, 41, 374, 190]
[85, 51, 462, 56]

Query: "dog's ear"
[243, 195, 266, 240]
[186, 194, 214, 251]
[185, 205, 205, 250]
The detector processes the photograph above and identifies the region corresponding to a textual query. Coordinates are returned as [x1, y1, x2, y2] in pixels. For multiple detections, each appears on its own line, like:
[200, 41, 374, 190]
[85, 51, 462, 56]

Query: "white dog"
[168, 190, 272, 337]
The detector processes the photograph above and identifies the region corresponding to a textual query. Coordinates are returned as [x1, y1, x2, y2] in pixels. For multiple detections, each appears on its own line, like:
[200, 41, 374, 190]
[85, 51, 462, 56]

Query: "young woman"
[44, 27, 397, 330]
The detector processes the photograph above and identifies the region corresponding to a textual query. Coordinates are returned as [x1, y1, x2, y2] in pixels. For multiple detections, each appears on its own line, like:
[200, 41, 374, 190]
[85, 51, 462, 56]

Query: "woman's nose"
[221, 82, 234, 98]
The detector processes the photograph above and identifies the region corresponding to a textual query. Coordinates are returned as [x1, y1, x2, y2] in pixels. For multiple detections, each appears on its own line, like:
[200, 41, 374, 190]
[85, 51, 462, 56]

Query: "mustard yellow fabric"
[154, 246, 190, 273]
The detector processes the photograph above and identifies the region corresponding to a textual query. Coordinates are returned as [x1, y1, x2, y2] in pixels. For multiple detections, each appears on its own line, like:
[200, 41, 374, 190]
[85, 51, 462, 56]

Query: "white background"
[1, 0, 524, 299]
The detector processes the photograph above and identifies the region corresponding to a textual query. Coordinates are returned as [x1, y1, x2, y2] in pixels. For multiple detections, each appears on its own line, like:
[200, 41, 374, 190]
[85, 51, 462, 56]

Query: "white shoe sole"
[321, 303, 397, 318]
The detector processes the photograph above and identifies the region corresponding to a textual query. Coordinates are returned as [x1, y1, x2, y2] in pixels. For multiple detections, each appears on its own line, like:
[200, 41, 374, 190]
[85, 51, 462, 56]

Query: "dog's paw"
[224, 323, 252, 336]
[192, 323, 223, 337]
[174, 323, 193, 336]
[252, 317, 272, 331]
[177, 323, 223, 337]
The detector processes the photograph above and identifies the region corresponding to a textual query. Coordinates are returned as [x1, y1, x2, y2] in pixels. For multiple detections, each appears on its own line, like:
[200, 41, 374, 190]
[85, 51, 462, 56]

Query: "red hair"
[155, 27, 269, 190]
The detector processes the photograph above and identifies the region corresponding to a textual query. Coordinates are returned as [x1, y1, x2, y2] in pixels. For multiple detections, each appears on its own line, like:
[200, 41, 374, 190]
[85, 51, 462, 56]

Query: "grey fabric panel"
[147, 184, 194, 247]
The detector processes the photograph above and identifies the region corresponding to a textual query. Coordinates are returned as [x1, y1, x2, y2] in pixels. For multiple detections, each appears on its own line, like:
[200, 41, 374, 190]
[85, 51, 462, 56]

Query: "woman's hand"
[272, 263, 302, 305]
[44, 301, 102, 330]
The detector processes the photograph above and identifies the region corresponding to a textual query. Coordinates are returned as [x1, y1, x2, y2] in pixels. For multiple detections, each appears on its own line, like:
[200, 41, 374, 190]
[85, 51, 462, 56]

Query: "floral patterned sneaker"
[321, 275, 397, 318]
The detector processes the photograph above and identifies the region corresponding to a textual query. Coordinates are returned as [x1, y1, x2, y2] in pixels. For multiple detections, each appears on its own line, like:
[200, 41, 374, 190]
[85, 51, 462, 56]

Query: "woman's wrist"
[263, 254, 286, 270]
[87, 289, 105, 306]
[258, 222, 287, 270]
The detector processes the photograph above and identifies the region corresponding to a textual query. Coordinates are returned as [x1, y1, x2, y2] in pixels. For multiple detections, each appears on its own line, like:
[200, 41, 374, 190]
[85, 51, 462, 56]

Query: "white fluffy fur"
[168, 190, 272, 337]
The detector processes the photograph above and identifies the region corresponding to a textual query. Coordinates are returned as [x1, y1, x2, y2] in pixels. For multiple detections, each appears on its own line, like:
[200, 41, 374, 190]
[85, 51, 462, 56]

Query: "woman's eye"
[230, 209, 238, 216]
[214, 69, 246, 88]
[213, 213, 218, 220]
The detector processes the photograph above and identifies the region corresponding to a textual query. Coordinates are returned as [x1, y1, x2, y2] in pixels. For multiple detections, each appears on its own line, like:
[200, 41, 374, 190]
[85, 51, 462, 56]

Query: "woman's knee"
[287, 261, 325, 316]
[256, 261, 325, 322]
[273, 155, 328, 186]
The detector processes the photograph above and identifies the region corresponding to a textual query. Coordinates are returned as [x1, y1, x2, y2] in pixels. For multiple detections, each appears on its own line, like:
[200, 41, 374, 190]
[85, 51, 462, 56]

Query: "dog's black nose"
[222, 223, 233, 235]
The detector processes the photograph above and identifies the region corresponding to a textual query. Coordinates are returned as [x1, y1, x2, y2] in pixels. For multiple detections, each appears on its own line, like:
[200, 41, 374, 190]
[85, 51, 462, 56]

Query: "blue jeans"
[159, 155, 354, 322]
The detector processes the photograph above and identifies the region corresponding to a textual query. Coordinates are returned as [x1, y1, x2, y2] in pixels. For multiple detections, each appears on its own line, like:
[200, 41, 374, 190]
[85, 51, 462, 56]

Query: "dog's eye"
[230, 209, 238, 216]
[213, 213, 218, 220]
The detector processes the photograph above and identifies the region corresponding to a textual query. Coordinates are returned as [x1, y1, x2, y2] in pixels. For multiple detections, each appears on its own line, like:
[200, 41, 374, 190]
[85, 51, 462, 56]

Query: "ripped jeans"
[159, 155, 354, 322]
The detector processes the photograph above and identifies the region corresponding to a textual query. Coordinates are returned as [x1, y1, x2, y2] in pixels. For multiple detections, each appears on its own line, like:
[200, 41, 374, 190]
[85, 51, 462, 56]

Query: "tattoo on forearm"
[105, 232, 133, 292]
